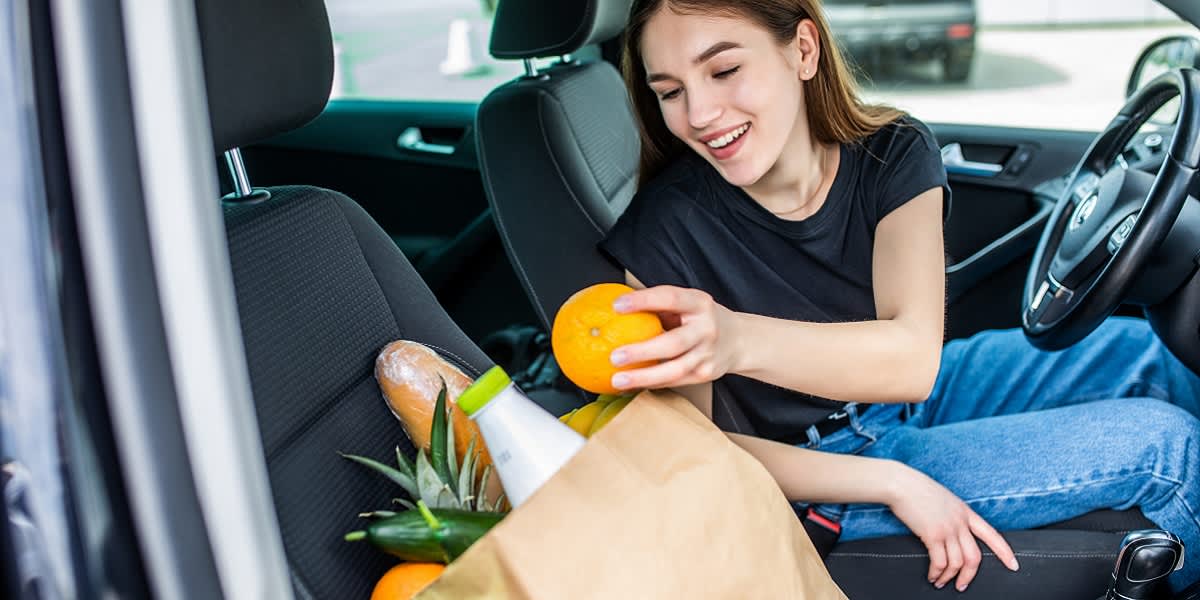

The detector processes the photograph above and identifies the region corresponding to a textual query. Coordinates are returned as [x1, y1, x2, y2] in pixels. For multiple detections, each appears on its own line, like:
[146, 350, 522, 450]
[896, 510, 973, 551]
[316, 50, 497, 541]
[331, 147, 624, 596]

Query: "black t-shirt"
[599, 117, 948, 443]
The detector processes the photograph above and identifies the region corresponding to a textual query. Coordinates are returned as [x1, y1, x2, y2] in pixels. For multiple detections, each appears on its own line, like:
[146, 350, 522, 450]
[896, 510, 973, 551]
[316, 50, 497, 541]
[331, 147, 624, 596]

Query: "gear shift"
[1105, 530, 1185, 600]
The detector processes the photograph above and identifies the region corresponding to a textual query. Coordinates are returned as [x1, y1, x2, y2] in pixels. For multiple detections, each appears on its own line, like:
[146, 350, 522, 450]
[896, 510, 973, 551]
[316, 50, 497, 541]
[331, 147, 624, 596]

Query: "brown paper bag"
[417, 389, 848, 600]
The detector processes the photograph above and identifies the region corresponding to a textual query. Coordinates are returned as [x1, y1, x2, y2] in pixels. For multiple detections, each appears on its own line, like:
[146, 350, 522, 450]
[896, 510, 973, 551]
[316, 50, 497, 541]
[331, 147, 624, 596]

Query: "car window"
[826, 0, 1193, 130]
[327, 0, 577, 102]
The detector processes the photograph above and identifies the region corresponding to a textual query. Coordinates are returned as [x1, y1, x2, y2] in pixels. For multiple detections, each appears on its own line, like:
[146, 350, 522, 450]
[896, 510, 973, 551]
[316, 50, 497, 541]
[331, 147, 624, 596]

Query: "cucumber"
[344, 505, 503, 563]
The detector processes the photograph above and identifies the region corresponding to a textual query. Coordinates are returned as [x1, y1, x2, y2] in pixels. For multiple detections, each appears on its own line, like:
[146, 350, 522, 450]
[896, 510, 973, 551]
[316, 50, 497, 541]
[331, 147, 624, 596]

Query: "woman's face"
[640, 8, 809, 187]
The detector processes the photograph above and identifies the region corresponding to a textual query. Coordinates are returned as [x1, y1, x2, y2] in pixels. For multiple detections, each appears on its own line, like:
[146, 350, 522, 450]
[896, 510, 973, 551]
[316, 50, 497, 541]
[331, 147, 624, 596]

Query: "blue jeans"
[802, 317, 1200, 589]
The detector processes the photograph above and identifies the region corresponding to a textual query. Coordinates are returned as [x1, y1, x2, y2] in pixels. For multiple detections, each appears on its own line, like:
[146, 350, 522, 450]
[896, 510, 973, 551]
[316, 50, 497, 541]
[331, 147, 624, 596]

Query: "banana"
[587, 396, 633, 437]
[558, 408, 579, 424]
[565, 401, 606, 436]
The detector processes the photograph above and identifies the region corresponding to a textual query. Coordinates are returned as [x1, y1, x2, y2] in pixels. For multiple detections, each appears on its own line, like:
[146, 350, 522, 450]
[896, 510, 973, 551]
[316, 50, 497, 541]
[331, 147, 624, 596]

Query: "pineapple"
[341, 381, 505, 512]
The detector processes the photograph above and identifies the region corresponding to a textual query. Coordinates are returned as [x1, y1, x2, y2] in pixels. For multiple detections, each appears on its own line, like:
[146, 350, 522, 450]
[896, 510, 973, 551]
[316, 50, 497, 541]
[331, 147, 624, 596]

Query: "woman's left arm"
[611, 187, 945, 403]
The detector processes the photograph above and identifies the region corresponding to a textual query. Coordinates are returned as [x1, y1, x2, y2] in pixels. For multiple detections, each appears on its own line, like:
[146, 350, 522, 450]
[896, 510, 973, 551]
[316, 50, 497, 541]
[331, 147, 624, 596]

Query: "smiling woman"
[601, 0, 1200, 596]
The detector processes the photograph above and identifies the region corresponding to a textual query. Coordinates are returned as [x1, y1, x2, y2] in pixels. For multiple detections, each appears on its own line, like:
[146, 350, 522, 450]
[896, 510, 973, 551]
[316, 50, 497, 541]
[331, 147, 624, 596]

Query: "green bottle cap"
[457, 365, 511, 416]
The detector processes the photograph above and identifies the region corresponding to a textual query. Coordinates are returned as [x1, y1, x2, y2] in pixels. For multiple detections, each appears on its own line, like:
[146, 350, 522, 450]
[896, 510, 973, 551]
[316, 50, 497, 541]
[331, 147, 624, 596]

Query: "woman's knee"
[1092, 399, 1198, 468]
[1126, 400, 1200, 479]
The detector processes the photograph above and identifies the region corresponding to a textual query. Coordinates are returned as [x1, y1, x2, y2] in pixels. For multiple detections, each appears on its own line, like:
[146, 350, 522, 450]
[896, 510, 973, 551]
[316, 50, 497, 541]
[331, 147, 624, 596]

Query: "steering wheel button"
[1107, 214, 1138, 253]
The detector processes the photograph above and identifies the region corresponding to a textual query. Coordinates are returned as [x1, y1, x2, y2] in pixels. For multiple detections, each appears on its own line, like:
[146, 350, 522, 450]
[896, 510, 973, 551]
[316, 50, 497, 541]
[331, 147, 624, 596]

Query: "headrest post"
[221, 148, 271, 204]
[522, 58, 539, 78]
[224, 148, 252, 196]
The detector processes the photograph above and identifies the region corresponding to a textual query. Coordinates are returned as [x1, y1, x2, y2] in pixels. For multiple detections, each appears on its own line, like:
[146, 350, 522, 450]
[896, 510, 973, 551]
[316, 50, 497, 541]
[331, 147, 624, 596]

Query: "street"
[325, 0, 1194, 131]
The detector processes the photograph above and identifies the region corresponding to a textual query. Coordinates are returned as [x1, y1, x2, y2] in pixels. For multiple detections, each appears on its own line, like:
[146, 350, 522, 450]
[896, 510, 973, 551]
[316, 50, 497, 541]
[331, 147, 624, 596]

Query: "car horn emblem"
[1069, 194, 1098, 231]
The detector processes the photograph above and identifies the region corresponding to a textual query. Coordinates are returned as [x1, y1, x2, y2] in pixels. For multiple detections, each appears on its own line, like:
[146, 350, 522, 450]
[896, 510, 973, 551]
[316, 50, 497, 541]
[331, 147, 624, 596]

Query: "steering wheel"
[1022, 69, 1200, 350]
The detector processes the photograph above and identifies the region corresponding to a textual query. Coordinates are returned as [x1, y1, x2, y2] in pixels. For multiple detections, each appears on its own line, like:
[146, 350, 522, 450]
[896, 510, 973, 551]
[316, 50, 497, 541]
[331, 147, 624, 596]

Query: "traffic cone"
[439, 19, 487, 76]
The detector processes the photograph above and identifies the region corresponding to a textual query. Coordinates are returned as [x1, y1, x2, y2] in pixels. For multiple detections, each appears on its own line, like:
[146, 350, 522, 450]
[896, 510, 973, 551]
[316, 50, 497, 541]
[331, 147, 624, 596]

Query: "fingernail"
[612, 374, 630, 389]
[1009, 559, 1021, 571]
[613, 297, 631, 312]
[957, 584, 967, 592]
[611, 350, 627, 366]
[934, 583, 944, 590]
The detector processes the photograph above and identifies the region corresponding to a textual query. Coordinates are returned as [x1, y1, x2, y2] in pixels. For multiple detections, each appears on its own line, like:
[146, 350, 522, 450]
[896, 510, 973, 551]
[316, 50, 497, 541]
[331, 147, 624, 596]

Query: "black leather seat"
[475, 1, 1156, 599]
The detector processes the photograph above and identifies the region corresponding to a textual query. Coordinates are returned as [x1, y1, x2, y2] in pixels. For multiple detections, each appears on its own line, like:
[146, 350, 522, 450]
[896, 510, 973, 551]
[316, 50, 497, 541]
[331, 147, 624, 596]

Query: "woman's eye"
[714, 66, 740, 79]
[659, 88, 681, 101]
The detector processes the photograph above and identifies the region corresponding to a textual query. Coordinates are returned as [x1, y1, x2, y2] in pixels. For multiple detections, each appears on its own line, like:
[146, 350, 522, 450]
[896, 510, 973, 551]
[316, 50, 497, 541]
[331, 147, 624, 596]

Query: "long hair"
[622, 0, 906, 186]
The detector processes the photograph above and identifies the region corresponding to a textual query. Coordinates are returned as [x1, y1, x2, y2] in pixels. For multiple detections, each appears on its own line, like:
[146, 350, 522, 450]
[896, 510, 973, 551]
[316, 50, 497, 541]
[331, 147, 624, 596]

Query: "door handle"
[941, 142, 1003, 177]
[397, 127, 456, 155]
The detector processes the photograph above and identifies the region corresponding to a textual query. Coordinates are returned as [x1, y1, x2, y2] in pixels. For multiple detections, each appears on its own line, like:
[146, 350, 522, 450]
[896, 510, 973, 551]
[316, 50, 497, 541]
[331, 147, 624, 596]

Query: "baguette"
[374, 340, 494, 477]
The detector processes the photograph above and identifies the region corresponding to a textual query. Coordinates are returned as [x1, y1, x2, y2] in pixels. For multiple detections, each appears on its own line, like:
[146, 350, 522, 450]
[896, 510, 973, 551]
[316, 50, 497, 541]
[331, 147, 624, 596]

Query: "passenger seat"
[195, 0, 494, 597]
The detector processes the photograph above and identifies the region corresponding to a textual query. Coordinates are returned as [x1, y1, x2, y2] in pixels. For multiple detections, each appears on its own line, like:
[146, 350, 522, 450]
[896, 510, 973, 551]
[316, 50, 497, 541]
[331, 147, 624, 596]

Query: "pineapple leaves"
[416, 450, 452, 508]
[445, 385, 459, 489]
[394, 446, 416, 482]
[457, 435, 478, 510]
[477, 465, 493, 512]
[429, 379, 458, 495]
[338, 452, 418, 500]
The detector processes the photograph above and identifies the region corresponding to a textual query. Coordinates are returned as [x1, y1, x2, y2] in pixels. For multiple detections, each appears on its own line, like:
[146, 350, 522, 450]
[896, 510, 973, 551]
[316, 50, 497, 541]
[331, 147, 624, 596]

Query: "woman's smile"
[700, 122, 751, 160]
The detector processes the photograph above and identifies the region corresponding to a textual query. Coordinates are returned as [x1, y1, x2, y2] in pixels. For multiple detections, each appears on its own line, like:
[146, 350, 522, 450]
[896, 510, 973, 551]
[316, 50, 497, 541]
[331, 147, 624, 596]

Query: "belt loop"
[845, 402, 877, 444]
[845, 402, 862, 431]
[903, 402, 914, 422]
[805, 424, 822, 449]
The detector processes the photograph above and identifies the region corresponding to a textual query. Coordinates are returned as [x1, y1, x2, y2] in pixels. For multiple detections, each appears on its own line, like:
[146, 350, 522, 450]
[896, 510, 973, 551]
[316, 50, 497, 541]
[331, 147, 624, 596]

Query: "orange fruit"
[370, 563, 445, 600]
[551, 283, 664, 394]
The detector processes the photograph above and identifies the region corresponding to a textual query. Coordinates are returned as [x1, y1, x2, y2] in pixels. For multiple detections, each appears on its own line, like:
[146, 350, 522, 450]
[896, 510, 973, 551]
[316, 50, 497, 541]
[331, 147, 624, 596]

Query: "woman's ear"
[793, 19, 821, 80]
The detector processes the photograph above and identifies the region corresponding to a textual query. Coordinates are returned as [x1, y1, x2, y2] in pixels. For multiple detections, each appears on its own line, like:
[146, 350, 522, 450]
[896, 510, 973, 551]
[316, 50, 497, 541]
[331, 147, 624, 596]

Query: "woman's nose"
[687, 91, 722, 130]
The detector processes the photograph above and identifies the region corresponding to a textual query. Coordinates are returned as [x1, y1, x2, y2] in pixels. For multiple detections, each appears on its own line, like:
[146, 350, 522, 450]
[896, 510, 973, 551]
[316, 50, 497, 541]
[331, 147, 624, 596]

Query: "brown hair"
[622, 0, 906, 186]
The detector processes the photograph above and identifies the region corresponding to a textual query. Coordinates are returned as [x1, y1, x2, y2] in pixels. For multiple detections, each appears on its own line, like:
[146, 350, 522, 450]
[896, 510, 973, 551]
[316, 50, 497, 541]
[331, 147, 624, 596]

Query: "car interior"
[12, 0, 1200, 597]
[184, 0, 1200, 597]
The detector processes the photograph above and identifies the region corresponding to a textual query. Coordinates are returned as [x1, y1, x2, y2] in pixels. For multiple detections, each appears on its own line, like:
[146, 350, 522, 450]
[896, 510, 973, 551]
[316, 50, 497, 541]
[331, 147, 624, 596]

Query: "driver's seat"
[474, 1, 1157, 599]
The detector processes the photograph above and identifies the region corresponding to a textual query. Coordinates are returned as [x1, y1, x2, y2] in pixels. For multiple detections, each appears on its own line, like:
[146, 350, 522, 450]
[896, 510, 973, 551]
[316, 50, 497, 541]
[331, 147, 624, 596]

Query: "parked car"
[824, 0, 977, 81]
[2, 0, 1200, 599]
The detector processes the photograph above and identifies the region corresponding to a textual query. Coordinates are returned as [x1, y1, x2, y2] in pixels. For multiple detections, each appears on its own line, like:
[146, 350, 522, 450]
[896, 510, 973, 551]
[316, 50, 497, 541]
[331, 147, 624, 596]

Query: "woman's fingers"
[926, 539, 948, 585]
[969, 512, 1020, 571]
[612, 349, 704, 390]
[612, 325, 700, 366]
[615, 286, 707, 316]
[935, 536, 964, 589]
[954, 529, 983, 591]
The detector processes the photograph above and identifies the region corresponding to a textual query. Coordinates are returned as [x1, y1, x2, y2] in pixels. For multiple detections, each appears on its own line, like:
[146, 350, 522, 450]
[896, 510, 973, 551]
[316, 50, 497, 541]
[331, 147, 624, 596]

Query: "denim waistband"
[801, 402, 910, 452]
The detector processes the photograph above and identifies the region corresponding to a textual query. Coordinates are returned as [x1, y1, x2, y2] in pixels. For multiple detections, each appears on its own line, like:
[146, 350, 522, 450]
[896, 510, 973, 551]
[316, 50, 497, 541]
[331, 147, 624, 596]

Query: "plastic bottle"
[456, 365, 585, 508]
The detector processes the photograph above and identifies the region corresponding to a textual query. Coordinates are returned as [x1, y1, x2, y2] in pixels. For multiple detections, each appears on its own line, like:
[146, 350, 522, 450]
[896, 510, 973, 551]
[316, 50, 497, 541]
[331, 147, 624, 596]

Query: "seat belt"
[797, 505, 841, 559]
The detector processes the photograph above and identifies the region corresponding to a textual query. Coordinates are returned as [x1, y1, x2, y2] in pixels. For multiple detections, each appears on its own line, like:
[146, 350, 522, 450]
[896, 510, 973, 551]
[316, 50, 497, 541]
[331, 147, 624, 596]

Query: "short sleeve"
[872, 119, 951, 222]
[599, 188, 694, 289]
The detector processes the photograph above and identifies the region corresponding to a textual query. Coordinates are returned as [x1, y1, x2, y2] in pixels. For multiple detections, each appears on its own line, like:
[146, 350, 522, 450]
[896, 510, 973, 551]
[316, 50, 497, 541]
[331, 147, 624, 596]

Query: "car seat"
[193, 1, 500, 597]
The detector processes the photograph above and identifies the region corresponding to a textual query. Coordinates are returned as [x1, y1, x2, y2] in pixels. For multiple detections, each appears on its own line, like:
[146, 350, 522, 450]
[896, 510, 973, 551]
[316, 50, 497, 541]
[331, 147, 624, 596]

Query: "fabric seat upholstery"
[224, 188, 492, 599]
[193, 2, 495, 597]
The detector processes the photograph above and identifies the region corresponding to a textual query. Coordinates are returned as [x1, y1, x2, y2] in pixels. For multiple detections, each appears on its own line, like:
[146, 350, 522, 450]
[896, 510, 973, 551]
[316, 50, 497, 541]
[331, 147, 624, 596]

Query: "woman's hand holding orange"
[608, 285, 743, 391]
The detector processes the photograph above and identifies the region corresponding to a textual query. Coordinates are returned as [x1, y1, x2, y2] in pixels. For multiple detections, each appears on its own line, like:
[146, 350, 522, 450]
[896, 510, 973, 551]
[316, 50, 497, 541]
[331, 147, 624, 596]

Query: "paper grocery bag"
[417, 389, 847, 600]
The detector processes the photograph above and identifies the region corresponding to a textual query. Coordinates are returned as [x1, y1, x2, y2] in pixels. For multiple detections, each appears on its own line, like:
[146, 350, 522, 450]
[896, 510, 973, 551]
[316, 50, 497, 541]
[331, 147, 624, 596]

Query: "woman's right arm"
[669, 378, 910, 505]
[726, 429, 1019, 590]
[669, 353, 1019, 591]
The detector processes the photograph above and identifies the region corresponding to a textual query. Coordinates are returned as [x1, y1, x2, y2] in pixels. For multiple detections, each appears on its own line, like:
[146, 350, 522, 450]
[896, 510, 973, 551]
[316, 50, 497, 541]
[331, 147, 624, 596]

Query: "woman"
[600, 0, 1200, 593]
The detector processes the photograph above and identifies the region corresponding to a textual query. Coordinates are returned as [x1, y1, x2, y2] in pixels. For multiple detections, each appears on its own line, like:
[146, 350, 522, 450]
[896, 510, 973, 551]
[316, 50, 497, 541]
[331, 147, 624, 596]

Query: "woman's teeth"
[706, 124, 749, 149]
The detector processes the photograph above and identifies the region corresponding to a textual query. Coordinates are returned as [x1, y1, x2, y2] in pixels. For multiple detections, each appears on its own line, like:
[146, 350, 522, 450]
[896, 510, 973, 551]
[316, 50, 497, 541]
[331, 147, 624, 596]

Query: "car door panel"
[930, 123, 1097, 339]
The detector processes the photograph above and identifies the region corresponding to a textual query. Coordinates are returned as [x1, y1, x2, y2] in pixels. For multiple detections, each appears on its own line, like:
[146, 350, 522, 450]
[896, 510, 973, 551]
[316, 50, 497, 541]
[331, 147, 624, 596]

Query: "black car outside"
[824, 0, 977, 82]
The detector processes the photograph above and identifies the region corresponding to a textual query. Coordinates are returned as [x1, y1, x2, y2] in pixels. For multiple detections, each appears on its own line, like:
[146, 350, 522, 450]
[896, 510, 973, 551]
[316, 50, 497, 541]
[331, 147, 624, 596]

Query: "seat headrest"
[194, 0, 334, 152]
[489, 0, 633, 60]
